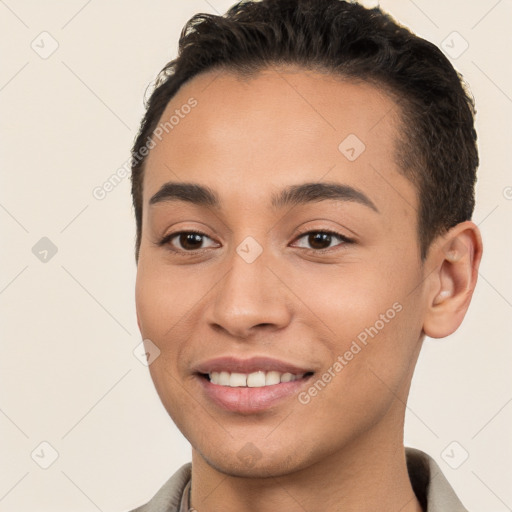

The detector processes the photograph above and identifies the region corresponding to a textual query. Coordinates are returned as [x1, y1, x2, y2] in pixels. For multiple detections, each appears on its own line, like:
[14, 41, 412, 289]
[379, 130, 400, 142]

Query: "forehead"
[143, 66, 412, 214]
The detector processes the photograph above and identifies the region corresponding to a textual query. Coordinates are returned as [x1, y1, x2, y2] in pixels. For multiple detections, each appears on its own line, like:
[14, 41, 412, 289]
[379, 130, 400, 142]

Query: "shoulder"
[128, 463, 192, 512]
[406, 447, 469, 512]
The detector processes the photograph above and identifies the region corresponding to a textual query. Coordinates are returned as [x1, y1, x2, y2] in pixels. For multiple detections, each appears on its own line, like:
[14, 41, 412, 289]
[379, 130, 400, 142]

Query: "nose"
[206, 246, 293, 340]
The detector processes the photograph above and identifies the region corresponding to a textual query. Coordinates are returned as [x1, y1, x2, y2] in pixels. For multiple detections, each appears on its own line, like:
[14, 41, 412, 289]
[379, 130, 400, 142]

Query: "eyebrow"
[149, 181, 379, 213]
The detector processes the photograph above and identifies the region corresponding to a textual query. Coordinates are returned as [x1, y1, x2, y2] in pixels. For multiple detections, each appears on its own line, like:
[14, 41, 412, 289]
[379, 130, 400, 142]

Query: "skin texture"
[135, 66, 482, 512]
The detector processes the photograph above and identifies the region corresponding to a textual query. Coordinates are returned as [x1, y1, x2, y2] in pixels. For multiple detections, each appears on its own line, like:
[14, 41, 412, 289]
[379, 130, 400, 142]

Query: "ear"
[423, 221, 483, 339]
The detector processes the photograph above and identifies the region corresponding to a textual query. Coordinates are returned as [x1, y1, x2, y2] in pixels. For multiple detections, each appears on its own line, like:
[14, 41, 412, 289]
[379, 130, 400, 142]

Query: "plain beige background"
[1, 0, 511, 510]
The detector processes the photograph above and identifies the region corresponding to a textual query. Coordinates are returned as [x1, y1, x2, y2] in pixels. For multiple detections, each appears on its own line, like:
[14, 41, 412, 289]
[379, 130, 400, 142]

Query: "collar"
[132, 447, 468, 512]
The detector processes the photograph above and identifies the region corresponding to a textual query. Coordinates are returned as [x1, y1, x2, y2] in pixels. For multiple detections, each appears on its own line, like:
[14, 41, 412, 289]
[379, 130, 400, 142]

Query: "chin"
[196, 443, 314, 479]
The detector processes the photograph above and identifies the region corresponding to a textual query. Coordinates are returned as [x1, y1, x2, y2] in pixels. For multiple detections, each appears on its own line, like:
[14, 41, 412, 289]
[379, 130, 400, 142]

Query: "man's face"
[136, 67, 428, 477]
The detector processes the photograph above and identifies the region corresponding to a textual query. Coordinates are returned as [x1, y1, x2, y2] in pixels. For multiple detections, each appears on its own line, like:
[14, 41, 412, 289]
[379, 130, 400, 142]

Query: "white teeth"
[247, 371, 266, 387]
[229, 372, 247, 387]
[208, 370, 306, 387]
[210, 371, 231, 385]
[219, 371, 230, 386]
[265, 371, 281, 386]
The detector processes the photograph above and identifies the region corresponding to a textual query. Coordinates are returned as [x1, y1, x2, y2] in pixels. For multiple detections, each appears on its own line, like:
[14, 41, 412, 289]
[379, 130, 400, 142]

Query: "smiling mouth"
[201, 370, 314, 388]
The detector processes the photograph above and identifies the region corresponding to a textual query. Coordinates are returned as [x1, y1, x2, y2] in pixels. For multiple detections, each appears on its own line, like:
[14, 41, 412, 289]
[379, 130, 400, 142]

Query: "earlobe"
[423, 221, 483, 339]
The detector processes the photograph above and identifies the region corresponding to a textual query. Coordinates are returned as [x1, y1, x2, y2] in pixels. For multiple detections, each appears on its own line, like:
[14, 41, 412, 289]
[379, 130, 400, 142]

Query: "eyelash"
[158, 229, 354, 257]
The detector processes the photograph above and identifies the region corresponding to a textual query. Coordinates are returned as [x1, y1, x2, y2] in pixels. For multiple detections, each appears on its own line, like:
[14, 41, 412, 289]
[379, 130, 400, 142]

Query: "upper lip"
[194, 356, 313, 375]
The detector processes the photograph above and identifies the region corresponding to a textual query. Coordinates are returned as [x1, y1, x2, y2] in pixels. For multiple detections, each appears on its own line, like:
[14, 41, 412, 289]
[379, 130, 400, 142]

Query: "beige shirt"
[130, 447, 468, 512]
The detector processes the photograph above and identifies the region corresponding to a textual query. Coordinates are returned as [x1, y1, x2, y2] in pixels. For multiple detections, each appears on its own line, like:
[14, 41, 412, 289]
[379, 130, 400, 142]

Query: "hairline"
[135, 64, 428, 261]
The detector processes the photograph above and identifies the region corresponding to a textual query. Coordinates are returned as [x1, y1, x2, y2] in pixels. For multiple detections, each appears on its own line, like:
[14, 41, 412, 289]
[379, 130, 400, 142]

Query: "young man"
[129, 1, 482, 511]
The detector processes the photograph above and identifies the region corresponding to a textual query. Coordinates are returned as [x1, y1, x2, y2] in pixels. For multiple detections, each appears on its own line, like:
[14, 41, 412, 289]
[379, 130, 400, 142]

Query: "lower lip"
[197, 375, 312, 413]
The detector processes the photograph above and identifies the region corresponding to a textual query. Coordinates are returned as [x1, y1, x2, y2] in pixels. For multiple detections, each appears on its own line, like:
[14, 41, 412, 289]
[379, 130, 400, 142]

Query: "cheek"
[293, 258, 409, 335]
[135, 259, 214, 396]
[296, 257, 423, 387]
[135, 262, 199, 423]
[135, 259, 208, 339]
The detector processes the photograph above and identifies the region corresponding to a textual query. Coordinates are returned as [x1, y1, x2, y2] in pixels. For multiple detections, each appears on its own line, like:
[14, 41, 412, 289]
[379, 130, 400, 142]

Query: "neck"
[189, 410, 423, 512]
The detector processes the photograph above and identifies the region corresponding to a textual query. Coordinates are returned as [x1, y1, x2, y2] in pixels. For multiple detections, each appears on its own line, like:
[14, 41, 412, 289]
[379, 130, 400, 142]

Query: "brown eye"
[293, 230, 352, 251]
[177, 233, 204, 250]
[307, 232, 333, 250]
[161, 231, 217, 252]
